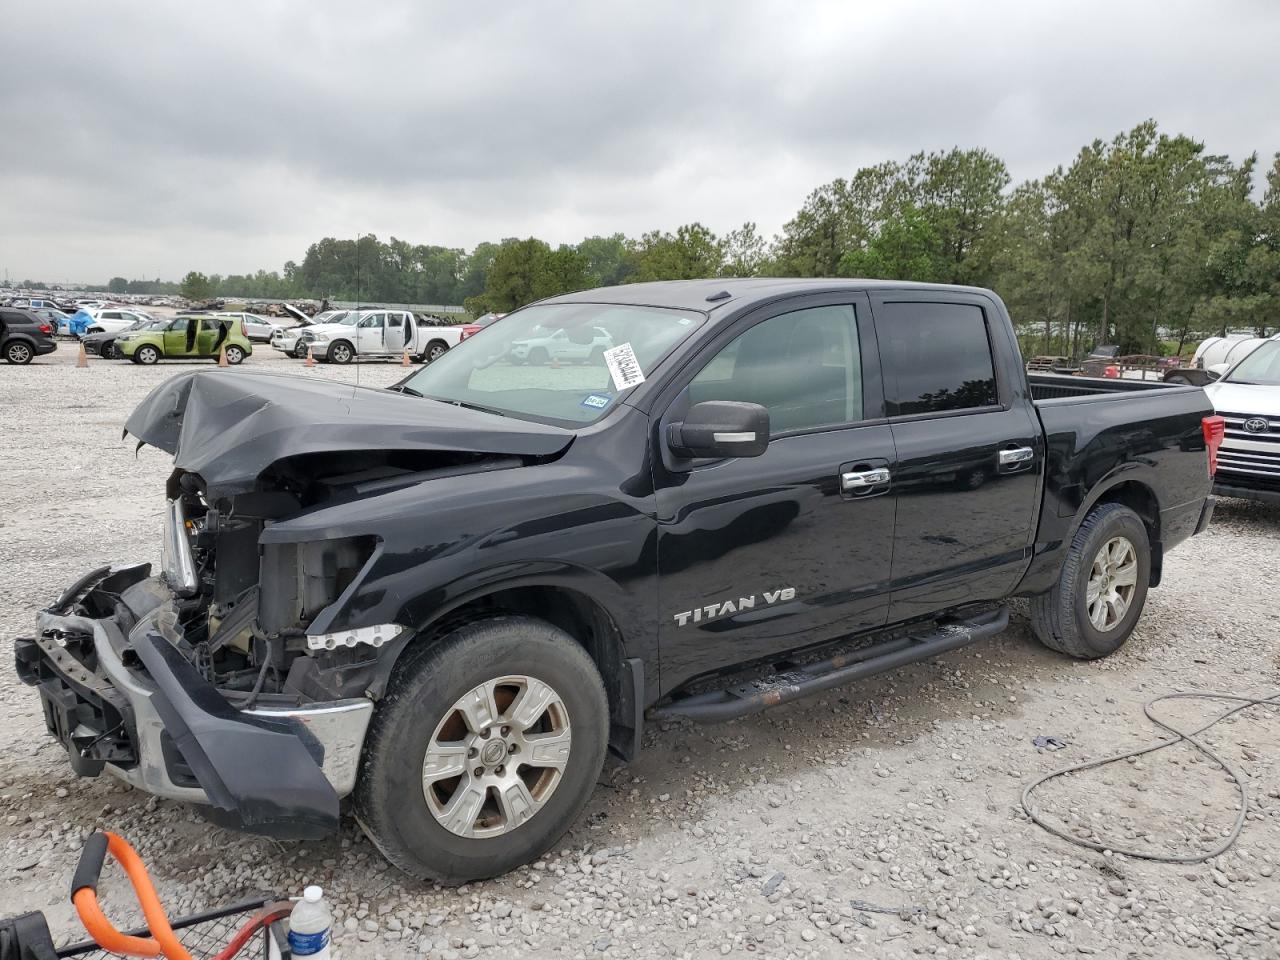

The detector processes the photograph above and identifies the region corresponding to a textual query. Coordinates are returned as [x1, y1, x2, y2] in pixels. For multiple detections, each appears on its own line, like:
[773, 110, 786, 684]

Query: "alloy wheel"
[422, 675, 572, 839]
[1086, 536, 1138, 631]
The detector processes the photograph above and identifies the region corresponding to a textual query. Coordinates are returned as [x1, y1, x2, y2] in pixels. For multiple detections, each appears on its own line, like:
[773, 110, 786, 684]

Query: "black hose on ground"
[1022, 689, 1280, 864]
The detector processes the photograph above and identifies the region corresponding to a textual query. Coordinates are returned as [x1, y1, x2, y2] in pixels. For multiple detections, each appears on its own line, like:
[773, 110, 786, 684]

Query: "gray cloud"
[3, 0, 1277, 282]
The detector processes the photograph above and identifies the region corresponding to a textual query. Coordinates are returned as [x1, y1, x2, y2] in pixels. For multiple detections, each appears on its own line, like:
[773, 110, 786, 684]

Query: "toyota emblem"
[1244, 417, 1270, 434]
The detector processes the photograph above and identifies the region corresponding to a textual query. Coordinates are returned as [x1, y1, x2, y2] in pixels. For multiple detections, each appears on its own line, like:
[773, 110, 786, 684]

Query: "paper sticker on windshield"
[603, 342, 645, 390]
[581, 393, 612, 410]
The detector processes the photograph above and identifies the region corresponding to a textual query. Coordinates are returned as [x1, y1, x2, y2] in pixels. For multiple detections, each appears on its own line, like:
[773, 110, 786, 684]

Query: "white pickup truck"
[293, 309, 465, 364]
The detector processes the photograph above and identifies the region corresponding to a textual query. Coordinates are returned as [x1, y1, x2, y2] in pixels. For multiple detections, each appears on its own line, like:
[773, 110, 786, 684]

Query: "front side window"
[359, 313, 385, 329]
[402, 302, 706, 425]
[877, 302, 998, 416]
[689, 304, 863, 433]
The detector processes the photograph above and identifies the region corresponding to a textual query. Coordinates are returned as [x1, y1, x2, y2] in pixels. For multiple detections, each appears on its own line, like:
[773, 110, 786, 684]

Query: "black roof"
[545, 278, 994, 313]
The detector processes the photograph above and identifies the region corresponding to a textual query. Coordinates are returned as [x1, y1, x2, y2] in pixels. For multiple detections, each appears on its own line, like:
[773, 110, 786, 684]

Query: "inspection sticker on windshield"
[581, 393, 612, 410]
[603, 342, 645, 390]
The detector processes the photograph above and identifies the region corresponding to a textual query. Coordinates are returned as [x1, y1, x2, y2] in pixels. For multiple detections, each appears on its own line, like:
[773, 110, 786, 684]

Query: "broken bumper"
[14, 568, 372, 839]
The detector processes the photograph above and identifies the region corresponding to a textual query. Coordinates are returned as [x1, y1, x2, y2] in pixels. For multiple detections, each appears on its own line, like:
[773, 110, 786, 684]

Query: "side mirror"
[668, 401, 770, 459]
[1206, 362, 1229, 380]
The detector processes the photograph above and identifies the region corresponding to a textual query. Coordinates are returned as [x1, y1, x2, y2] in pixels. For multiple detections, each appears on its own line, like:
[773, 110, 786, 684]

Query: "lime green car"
[117, 315, 253, 365]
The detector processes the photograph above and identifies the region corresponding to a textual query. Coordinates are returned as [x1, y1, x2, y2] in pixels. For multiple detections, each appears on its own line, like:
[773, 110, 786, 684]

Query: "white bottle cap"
[303, 885, 323, 903]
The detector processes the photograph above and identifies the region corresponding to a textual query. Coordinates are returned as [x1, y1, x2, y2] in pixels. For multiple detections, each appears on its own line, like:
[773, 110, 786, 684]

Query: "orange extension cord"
[71, 831, 290, 960]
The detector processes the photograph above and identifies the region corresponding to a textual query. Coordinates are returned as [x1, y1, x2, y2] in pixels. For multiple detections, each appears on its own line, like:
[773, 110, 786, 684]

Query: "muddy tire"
[134, 345, 160, 365]
[1030, 503, 1150, 659]
[355, 616, 608, 884]
[328, 340, 354, 364]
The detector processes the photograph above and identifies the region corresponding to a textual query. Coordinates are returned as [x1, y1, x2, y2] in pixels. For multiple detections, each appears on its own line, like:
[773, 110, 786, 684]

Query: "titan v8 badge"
[672, 587, 796, 627]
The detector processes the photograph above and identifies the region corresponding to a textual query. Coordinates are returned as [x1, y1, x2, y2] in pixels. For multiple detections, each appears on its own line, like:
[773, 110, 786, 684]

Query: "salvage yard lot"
[2, 347, 1280, 958]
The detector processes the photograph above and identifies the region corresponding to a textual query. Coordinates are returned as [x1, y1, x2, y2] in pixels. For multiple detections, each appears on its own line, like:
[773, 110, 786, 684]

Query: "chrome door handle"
[841, 467, 891, 491]
[998, 446, 1034, 466]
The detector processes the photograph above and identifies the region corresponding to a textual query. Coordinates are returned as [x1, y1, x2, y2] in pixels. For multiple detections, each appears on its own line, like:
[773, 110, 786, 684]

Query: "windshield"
[401, 302, 706, 425]
[1224, 340, 1280, 385]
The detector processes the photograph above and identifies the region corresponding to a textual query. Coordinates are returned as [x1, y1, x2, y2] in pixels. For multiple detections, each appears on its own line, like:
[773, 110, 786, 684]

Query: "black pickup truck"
[16, 279, 1221, 883]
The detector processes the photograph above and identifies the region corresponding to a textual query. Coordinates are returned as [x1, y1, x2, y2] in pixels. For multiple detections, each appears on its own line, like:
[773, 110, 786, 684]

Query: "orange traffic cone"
[76, 342, 89, 368]
[304, 345, 316, 368]
[401, 346, 411, 367]
[217, 345, 229, 367]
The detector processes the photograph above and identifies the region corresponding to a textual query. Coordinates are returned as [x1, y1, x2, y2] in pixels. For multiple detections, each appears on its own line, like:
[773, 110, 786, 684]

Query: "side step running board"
[649, 606, 1009, 723]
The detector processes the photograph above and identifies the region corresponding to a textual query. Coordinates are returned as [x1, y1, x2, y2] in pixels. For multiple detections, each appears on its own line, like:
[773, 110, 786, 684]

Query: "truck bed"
[1028, 371, 1186, 402]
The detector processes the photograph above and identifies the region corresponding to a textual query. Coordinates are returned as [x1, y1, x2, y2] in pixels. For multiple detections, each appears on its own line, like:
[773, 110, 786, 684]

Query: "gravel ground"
[3, 345, 1280, 959]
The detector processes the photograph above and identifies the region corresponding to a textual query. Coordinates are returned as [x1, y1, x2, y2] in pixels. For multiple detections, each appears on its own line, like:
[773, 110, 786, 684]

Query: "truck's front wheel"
[1030, 502, 1151, 659]
[355, 616, 608, 884]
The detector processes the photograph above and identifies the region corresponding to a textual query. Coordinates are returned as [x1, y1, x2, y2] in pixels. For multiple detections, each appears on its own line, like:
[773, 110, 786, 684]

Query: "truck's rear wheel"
[1030, 503, 1150, 659]
[355, 616, 608, 884]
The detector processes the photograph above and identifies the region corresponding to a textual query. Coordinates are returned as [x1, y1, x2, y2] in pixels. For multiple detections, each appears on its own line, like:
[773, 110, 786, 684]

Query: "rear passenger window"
[878, 302, 998, 416]
[689, 304, 862, 434]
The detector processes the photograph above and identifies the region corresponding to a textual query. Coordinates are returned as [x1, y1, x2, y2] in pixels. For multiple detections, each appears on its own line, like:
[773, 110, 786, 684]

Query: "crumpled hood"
[125, 370, 574, 499]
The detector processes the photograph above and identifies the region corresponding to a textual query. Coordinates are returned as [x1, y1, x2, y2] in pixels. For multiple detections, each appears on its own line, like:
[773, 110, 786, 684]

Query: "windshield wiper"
[387, 384, 424, 397]
[428, 396, 508, 417]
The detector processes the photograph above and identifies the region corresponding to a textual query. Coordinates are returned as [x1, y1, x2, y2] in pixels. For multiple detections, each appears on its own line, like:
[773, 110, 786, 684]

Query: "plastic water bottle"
[286, 885, 332, 959]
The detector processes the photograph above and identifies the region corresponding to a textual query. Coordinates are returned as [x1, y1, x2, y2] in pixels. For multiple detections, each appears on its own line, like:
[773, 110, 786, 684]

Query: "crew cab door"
[385, 312, 408, 353]
[653, 294, 896, 691]
[869, 293, 1042, 623]
[356, 312, 385, 354]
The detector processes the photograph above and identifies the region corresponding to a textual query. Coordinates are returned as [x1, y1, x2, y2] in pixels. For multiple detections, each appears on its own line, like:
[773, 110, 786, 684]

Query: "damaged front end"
[16, 371, 574, 838]
[15, 549, 376, 839]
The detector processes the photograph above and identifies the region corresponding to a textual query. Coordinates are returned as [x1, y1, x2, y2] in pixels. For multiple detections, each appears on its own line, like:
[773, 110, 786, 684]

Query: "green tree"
[721, 222, 768, 277]
[577, 234, 634, 286]
[838, 205, 946, 281]
[107, 276, 129, 294]
[629, 223, 724, 281]
[180, 270, 213, 301]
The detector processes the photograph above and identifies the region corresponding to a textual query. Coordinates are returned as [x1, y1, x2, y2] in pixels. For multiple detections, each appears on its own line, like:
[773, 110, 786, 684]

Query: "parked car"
[85, 307, 156, 335]
[508, 324, 613, 364]
[26, 305, 73, 331]
[1204, 337, 1280, 503]
[297, 309, 464, 364]
[213, 312, 282, 343]
[271, 310, 349, 357]
[116, 315, 252, 365]
[82, 317, 168, 358]
[0, 307, 58, 364]
[458, 312, 506, 341]
[14, 279, 1219, 884]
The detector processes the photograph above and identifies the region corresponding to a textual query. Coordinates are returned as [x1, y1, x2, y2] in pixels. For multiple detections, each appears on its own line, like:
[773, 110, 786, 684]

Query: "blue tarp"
[66, 309, 93, 336]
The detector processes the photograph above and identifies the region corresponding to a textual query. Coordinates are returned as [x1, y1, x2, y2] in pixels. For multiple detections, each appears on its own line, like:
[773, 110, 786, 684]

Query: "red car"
[458, 312, 505, 341]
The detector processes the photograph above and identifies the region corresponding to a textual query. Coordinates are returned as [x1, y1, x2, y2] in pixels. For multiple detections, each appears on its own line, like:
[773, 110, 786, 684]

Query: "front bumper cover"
[15, 567, 372, 840]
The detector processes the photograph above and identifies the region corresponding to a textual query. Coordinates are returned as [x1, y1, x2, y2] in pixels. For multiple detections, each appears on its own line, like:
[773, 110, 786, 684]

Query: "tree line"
[100, 120, 1278, 357]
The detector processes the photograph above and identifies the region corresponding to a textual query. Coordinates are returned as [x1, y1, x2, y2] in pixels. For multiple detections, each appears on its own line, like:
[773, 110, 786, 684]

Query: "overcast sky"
[3, 0, 1278, 284]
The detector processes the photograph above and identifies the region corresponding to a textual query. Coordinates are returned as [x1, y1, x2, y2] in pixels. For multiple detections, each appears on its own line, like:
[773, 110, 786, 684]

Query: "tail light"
[1202, 415, 1225, 476]
[38, 322, 53, 335]
[1104, 365, 1119, 379]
